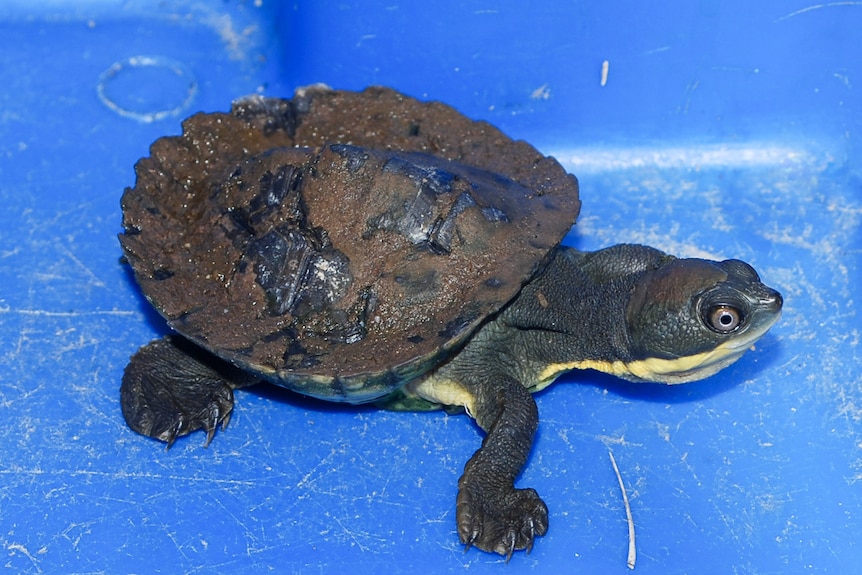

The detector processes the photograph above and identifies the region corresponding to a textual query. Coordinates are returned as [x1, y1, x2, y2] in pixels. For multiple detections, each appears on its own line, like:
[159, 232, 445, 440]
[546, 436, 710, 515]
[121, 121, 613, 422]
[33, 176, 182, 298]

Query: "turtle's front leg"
[120, 335, 258, 448]
[456, 374, 548, 560]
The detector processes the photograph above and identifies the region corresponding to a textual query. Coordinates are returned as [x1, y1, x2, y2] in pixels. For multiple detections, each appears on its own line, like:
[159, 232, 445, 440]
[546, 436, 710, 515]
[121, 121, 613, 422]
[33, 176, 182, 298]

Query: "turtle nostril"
[763, 289, 783, 311]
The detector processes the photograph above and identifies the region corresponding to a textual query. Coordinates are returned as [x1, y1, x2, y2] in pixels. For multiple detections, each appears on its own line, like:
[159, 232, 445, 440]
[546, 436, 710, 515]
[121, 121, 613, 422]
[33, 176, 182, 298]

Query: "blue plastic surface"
[1, 1, 859, 573]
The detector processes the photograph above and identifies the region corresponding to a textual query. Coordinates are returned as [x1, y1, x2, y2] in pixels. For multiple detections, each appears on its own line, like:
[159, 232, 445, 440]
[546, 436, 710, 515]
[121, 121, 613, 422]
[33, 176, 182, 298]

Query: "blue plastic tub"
[1, 1, 859, 573]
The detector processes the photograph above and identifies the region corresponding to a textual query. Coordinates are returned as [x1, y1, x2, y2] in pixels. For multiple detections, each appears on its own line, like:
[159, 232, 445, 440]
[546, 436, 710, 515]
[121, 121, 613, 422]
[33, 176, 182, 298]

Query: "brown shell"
[120, 86, 580, 402]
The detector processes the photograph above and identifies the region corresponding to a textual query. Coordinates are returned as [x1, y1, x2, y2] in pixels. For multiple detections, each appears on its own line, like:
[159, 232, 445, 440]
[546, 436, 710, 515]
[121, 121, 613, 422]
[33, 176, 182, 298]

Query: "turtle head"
[621, 256, 783, 383]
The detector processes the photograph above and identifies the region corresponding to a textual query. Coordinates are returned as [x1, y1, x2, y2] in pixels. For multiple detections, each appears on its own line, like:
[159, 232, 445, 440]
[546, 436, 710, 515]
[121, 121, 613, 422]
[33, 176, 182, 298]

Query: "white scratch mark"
[0, 306, 137, 317]
[655, 421, 671, 442]
[643, 46, 671, 55]
[0, 467, 263, 487]
[833, 73, 852, 88]
[530, 83, 551, 100]
[679, 79, 699, 114]
[834, 385, 862, 423]
[296, 447, 340, 490]
[597, 434, 643, 448]
[775, 2, 862, 22]
[58, 244, 106, 288]
[356, 34, 377, 47]
[60, 520, 96, 550]
[329, 513, 369, 552]
[555, 143, 820, 172]
[6, 543, 43, 573]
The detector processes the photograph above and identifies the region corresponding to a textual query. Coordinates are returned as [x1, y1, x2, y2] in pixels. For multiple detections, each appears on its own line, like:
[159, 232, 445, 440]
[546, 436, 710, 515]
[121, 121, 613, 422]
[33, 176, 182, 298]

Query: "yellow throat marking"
[536, 339, 752, 387]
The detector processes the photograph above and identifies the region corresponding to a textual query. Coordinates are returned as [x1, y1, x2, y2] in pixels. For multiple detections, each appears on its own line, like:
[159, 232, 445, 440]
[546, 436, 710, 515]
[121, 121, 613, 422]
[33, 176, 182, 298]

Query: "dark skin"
[455, 374, 545, 557]
[122, 244, 782, 560]
[407, 246, 672, 556]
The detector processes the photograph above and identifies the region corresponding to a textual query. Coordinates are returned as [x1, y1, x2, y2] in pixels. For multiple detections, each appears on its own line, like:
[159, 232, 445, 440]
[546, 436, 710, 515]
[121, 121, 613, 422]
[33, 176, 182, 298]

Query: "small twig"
[608, 450, 636, 569]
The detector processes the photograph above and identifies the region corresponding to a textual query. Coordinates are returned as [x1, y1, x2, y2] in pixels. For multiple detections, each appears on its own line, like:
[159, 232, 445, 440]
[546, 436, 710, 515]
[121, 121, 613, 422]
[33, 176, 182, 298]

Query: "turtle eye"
[705, 304, 743, 333]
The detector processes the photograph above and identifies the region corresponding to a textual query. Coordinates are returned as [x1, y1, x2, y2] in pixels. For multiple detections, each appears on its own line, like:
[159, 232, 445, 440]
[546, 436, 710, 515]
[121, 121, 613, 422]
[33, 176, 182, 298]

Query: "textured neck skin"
[470, 245, 671, 389]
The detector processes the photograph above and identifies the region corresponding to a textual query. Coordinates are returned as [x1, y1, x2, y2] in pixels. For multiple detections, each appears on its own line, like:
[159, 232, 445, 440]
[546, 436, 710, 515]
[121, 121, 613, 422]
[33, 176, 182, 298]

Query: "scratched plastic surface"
[1, 1, 859, 573]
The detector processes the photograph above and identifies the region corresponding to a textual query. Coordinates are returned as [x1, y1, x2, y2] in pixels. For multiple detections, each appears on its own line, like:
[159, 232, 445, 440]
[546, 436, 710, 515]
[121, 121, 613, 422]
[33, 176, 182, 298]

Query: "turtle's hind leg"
[120, 335, 258, 448]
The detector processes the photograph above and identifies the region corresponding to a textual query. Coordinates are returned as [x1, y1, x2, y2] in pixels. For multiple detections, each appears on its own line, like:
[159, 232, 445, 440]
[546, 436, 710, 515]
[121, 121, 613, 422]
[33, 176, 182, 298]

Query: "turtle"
[119, 85, 783, 559]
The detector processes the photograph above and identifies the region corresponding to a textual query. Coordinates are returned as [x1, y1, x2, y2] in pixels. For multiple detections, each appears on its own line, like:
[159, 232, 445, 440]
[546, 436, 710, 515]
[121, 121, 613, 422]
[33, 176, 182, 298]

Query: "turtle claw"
[163, 419, 182, 450]
[503, 532, 516, 563]
[456, 483, 549, 560]
[202, 400, 233, 448]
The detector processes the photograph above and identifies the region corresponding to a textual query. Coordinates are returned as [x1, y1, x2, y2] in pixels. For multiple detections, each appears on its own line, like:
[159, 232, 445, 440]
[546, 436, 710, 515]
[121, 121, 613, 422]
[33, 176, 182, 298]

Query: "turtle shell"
[120, 86, 580, 402]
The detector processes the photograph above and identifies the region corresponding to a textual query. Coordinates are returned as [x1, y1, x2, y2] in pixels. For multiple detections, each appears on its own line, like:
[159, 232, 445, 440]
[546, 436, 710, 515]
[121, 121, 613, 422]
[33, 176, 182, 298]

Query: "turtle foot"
[120, 336, 240, 448]
[456, 482, 549, 561]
